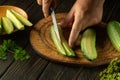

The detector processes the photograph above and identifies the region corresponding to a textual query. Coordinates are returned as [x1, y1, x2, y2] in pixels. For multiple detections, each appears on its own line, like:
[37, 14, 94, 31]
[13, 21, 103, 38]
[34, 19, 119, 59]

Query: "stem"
[7, 50, 14, 54]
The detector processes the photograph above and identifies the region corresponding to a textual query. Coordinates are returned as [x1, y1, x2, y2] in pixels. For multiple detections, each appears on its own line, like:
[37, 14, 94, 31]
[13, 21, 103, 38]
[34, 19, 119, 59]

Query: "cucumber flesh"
[6, 9, 24, 30]
[81, 28, 97, 61]
[0, 18, 2, 34]
[10, 9, 33, 27]
[58, 26, 75, 56]
[2, 17, 14, 34]
[50, 25, 66, 55]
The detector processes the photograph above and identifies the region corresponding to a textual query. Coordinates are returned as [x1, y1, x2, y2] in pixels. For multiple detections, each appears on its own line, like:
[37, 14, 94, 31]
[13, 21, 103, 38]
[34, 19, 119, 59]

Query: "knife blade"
[50, 7, 61, 42]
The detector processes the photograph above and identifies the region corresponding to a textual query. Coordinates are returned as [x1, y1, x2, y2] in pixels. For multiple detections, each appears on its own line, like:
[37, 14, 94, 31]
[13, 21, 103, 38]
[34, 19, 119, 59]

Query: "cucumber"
[81, 28, 97, 61]
[10, 9, 33, 26]
[50, 25, 66, 55]
[50, 25, 75, 56]
[0, 18, 2, 34]
[2, 17, 14, 34]
[107, 21, 120, 51]
[58, 26, 75, 56]
[6, 9, 24, 30]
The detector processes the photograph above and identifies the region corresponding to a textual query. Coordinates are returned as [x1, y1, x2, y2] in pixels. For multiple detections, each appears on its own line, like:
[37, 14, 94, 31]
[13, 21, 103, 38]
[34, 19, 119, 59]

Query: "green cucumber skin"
[10, 9, 33, 27]
[2, 17, 14, 34]
[107, 21, 120, 51]
[6, 9, 24, 30]
[50, 25, 66, 55]
[81, 28, 97, 61]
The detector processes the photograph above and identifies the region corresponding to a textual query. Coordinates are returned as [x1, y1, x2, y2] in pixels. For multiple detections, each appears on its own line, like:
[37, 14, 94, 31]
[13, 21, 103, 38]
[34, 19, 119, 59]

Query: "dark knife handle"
[50, 4, 54, 12]
[50, 0, 62, 13]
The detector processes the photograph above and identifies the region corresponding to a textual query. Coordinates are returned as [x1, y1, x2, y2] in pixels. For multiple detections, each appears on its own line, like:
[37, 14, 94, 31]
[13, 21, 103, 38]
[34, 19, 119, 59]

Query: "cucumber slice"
[58, 26, 75, 56]
[2, 17, 14, 34]
[10, 9, 33, 26]
[50, 25, 66, 55]
[6, 9, 24, 30]
[81, 28, 97, 61]
[0, 18, 2, 34]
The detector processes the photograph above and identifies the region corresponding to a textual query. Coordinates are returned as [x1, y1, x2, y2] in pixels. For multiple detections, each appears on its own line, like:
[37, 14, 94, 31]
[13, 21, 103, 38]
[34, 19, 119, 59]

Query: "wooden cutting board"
[30, 13, 120, 67]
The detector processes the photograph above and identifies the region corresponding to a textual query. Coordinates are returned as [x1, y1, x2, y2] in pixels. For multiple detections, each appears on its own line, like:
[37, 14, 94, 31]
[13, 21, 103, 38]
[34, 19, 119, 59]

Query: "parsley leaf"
[0, 39, 30, 61]
[14, 47, 30, 60]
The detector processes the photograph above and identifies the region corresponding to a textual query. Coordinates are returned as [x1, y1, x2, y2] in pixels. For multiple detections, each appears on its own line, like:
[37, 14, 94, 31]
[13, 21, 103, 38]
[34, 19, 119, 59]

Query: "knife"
[50, 6, 61, 42]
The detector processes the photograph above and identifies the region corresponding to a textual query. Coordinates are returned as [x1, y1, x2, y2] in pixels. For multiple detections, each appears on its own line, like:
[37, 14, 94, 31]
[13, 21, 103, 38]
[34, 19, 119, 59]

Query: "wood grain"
[30, 13, 120, 67]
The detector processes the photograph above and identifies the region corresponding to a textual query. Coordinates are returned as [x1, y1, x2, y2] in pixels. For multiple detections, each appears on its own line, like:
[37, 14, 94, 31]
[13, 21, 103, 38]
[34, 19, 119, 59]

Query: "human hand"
[37, 0, 58, 17]
[59, 0, 105, 47]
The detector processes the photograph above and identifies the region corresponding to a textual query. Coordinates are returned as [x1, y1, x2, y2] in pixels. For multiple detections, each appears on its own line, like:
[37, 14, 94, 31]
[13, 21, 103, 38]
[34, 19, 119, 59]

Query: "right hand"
[37, 0, 58, 17]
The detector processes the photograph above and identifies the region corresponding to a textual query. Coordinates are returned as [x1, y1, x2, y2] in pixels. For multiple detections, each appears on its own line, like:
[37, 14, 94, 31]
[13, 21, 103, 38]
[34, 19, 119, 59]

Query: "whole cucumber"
[107, 21, 120, 51]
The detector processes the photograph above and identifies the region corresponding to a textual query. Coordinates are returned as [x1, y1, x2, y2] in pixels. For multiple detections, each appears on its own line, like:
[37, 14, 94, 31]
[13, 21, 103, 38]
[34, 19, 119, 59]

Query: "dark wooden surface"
[0, 0, 120, 80]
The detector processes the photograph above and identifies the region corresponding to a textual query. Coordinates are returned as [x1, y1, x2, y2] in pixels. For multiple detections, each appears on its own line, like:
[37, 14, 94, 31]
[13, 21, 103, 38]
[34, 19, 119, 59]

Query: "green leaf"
[0, 45, 7, 60]
[0, 39, 30, 61]
[13, 47, 30, 61]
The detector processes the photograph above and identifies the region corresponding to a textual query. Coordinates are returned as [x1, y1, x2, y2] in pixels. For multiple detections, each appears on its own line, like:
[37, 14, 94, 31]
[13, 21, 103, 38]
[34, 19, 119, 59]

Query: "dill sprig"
[100, 58, 120, 80]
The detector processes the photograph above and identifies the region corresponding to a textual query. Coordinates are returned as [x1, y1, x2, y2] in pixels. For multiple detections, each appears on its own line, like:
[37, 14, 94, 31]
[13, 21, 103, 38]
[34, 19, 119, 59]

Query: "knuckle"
[37, 0, 42, 5]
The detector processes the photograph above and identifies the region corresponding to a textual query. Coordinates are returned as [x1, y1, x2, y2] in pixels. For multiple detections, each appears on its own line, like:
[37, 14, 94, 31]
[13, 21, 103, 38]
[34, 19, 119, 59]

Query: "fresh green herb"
[14, 47, 30, 60]
[0, 39, 30, 60]
[0, 45, 7, 60]
[99, 58, 120, 80]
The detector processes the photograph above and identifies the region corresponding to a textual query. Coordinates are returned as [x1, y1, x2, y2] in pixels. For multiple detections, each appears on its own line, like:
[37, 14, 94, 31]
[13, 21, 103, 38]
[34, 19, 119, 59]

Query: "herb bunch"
[0, 39, 30, 60]
[99, 58, 120, 80]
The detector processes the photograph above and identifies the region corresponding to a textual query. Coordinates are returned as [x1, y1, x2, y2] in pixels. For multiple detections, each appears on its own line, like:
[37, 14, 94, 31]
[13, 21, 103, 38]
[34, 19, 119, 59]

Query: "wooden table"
[0, 0, 120, 80]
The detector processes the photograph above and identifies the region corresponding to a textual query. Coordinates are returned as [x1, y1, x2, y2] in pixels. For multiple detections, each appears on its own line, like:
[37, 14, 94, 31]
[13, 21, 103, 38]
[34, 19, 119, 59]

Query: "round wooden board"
[30, 13, 120, 67]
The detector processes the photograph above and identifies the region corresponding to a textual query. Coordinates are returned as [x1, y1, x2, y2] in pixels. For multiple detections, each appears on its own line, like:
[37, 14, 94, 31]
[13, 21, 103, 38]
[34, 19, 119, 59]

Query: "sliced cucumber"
[50, 25, 66, 55]
[0, 18, 2, 34]
[10, 9, 33, 26]
[2, 17, 14, 34]
[58, 26, 75, 56]
[81, 28, 97, 61]
[6, 9, 24, 30]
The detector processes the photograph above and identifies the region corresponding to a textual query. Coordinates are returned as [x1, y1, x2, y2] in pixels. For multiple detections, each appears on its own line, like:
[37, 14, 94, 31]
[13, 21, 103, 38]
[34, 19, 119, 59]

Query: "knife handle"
[50, 4, 54, 12]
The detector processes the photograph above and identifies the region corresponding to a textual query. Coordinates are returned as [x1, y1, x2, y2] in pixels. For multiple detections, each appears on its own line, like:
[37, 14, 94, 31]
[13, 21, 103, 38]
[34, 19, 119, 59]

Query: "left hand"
[59, 0, 105, 47]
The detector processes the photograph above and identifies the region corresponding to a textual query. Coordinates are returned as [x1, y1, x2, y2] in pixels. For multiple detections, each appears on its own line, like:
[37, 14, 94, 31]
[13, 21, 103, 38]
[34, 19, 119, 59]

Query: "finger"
[52, 0, 58, 8]
[68, 13, 84, 47]
[59, 10, 74, 27]
[42, 0, 52, 17]
[37, 0, 42, 5]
